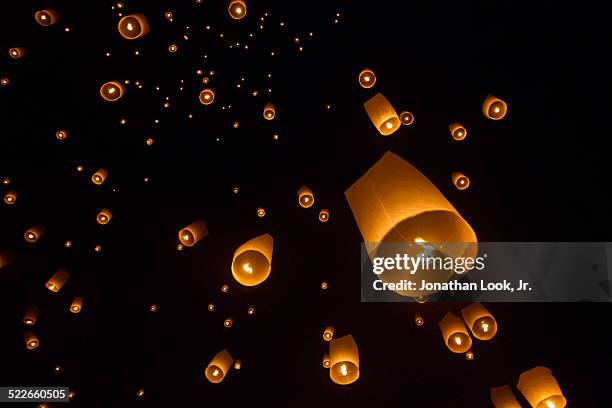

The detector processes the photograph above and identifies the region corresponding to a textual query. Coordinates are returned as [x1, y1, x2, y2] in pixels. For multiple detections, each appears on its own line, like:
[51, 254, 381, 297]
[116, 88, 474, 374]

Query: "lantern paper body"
[178, 220, 208, 247]
[344, 152, 478, 298]
[70, 297, 83, 314]
[25, 331, 39, 349]
[329, 335, 359, 385]
[400, 111, 415, 126]
[118, 14, 150, 39]
[491, 385, 521, 408]
[452, 172, 470, 190]
[46, 269, 70, 293]
[199, 89, 215, 105]
[319, 209, 330, 222]
[322, 353, 331, 368]
[97, 209, 112, 225]
[483, 95, 508, 120]
[438, 312, 472, 353]
[23, 306, 40, 326]
[231, 234, 273, 286]
[35, 9, 60, 26]
[517, 366, 567, 408]
[205, 350, 234, 383]
[228, 0, 247, 19]
[91, 169, 108, 185]
[0, 251, 13, 269]
[298, 185, 314, 208]
[263, 103, 276, 120]
[450, 122, 467, 141]
[363, 93, 401, 136]
[323, 326, 334, 341]
[4, 190, 17, 205]
[100, 82, 125, 102]
[24, 225, 46, 243]
[461, 302, 498, 340]
[358, 68, 376, 88]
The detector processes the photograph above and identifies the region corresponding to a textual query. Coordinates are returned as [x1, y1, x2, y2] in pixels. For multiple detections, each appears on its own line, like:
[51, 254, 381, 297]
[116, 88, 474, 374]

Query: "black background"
[1, 0, 610, 406]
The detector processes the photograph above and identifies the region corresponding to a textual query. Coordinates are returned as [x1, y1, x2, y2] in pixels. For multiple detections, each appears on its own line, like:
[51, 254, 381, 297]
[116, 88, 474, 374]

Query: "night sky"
[1, 0, 610, 406]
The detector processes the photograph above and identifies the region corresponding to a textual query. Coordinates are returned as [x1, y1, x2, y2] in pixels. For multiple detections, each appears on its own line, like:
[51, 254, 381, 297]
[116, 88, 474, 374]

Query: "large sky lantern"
[452, 172, 471, 190]
[329, 334, 360, 385]
[323, 326, 335, 341]
[358, 68, 376, 88]
[228, 0, 247, 19]
[517, 367, 567, 408]
[491, 385, 522, 408]
[205, 350, 234, 383]
[461, 302, 498, 340]
[23, 306, 40, 326]
[24, 331, 39, 350]
[449, 122, 468, 141]
[91, 168, 109, 185]
[263, 102, 276, 120]
[99, 81, 125, 102]
[117, 14, 150, 40]
[297, 185, 315, 208]
[24, 225, 46, 243]
[9, 47, 26, 59]
[34, 9, 60, 26]
[70, 297, 83, 314]
[363, 93, 401, 136]
[483, 94, 508, 120]
[45, 269, 70, 293]
[344, 151, 478, 299]
[231, 234, 273, 286]
[438, 312, 473, 353]
[199, 88, 215, 105]
[4, 190, 17, 205]
[97, 209, 113, 225]
[178, 220, 208, 247]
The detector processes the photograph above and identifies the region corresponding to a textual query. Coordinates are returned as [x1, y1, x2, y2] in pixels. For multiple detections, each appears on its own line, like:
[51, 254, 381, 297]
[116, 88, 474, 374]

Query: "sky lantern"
[449, 122, 467, 141]
[3, 190, 17, 205]
[358, 68, 376, 88]
[483, 94, 508, 120]
[97, 209, 112, 225]
[0, 251, 12, 269]
[70, 297, 83, 314]
[329, 335, 359, 385]
[228, 1, 247, 19]
[23, 306, 40, 326]
[323, 326, 334, 341]
[24, 225, 46, 243]
[438, 312, 472, 353]
[490, 385, 522, 408]
[205, 350, 234, 383]
[400, 111, 415, 126]
[263, 102, 276, 120]
[35, 9, 60, 26]
[318, 209, 330, 222]
[414, 314, 424, 326]
[199, 89, 215, 105]
[231, 234, 273, 286]
[9, 47, 26, 59]
[461, 302, 498, 340]
[46, 269, 70, 293]
[118, 14, 150, 39]
[91, 168, 109, 185]
[100, 81, 125, 102]
[364, 93, 401, 136]
[452, 172, 470, 190]
[297, 185, 314, 208]
[178, 220, 208, 247]
[517, 366, 567, 408]
[25, 331, 39, 349]
[56, 130, 68, 140]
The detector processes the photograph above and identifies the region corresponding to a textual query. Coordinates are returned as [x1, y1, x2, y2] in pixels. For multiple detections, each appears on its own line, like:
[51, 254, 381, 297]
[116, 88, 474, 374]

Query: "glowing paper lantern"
[234, 360, 242, 370]
[168, 44, 178, 53]
[449, 122, 467, 141]
[323, 326, 334, 341]
[178, 220, 208, 247]
[321, 281, 328, 289]
[35, 9, 60, 26]
[363, 93, 401, 136]
[490, 385, 521, 408]
[231, 234, 273, 286]
[318, 209, 330, 222]
[452, 172, 470, 190]
[56, 130, 68, 140]
[137, 388, 145, 397]
[438, 312, 472, 353]
[23, 306, 40, 326]
[465, 349, 475, 360]
[461, 302, 498, 340]
[118, 14, 150, 39]
[205, 350, 234, 383]
[25, 331, 39, 349]
[358, 68, 376, 88]
[414, 314, 424, 326]
[24, 225, 46, 243]
[100, 81, 124, 102]
[223, 317, 233, 328]
[0, 251, 13, 269]
[257, 207, 266, 217]
[91, 169, 109, 186]
[400, 111, 415, 126]
[207, 303, 215, 312]
[199, 89, 215, 105]
[228, 0, 247, 19]
[329, 335, 359, 385]
[263, 103, 276, 120]
[70, 297, 83, 313]
[517, 366, 567, 408]
[297, 185, 314, 208]
[97, 209, 112, 225]
[344, 151, 478, 298]
[247, 306, 256, 315]
[46, 269, 70, 293]
[322, 353, 331, 368]
[483, 95, 508, 120]
[4, 190, 17, 205]
[9, 47, 26, 59]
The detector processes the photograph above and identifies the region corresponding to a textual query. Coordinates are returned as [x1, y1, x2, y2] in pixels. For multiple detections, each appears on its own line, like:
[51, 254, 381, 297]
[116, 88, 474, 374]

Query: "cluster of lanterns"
[438, 303, 497, 359]
[491, 367, 566, 408]
[321, 329, 360, 385]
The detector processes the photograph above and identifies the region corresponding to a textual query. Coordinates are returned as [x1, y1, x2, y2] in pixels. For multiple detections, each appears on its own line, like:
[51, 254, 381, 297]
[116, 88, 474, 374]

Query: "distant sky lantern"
[221, 284, 229, 293]
[329, 334, 359, 385]
[118, 14, 150, 39]
[234, 360, 242, 370]
[1, 77, 9, 86]
[358, 68, 376, 88]
[491, 385, 521, 408]
[465, 349, 475, 360]
[247, 306, 255, 315]
[483, 95, 508, 120]
[228, 0, 247, 19]
[24, 225, 46, 243]
[452, 172, 470, 190]
[400, 111, 415, 126]
[25, 331, 39, 350]
[320, 280, 328, 290]
[231, 234, 273, 286]
[91, 169, 108, 185]
[100, 81, 124, 102]
[4, 190, 17, 205]
[35, 9, 60, 26]
[414, 314, 424, 326]
[461, 302, 498, 340]
[46, 269, 70, 293]
[0, 251, 13, 269]
[263, 102, 276, 120]
[23, 306, 40, 326]
[70, 297, 83, 314]
[438, 312, 472, 353]
[9, 47, 26, 59]
[97, 209, 112, 225]
[56, 130, 68, 140]
[297, 185, 314, 208]
[149, 304, 157, 312]
[168, 44, 178, 53]
[137, 388, 145, 398]
[205, 350, 234, 383]
[207, 303, 215, 312]
[318, 209, 330, 222]
[345, 152, 478, 299]
[322, 353, 331, 368]
[323, 326, 334, 341]
[363, 93, 401, 136]
[257, 207, 266, 217]
[449, 122, 467, 141]
[199, 88, 215, 105]
[223, 317, 233, 328]
[164, 11, 173, 21]
[517, 367, 567, 408]
[178, 220, 208, 247]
